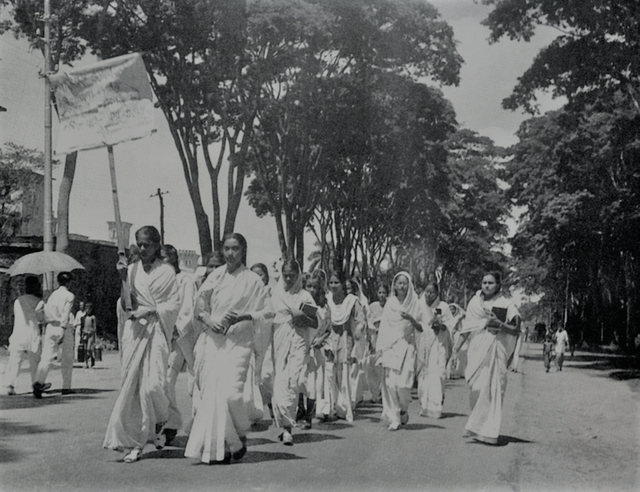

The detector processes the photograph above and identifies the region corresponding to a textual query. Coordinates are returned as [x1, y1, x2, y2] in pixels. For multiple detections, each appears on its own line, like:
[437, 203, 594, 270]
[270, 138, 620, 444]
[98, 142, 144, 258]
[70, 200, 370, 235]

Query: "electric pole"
[150, 188, 169, 243]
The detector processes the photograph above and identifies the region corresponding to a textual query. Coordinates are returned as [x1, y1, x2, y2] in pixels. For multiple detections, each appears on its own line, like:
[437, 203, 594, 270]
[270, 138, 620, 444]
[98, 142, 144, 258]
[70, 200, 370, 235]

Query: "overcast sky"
[0, 0, 562, 269]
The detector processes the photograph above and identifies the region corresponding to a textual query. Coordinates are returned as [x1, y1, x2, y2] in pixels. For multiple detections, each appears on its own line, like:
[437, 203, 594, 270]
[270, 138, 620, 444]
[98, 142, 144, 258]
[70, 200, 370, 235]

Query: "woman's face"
[424, 285, 438, 306]
[377, 287, 388, 304]
[346, 282, 353, 295]
[223, 238, 243, 269]
[394, 275, 409, 301]
[136, 232, 160, 263]
[481, 274, 499, 298]
[251, 267, 268, 286]
[282, 265, 298, 291]
[306, 278, 321, 301]
[328, 275, 343, 295]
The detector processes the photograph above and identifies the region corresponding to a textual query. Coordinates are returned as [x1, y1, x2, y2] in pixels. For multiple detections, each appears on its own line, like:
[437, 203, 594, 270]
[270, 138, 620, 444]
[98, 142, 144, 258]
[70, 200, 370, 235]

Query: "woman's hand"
[130, 306, 155, 320]
[401, 311, 423, 332]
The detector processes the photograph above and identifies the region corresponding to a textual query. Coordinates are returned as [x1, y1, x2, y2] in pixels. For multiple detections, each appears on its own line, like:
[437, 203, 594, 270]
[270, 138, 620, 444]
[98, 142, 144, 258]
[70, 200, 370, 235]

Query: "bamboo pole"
[108, 145, 132, 311]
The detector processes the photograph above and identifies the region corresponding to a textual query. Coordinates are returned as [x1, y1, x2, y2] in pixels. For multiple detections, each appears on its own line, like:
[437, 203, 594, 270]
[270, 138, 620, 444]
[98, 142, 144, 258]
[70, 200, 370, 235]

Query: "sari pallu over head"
[376, 272, 425, 371]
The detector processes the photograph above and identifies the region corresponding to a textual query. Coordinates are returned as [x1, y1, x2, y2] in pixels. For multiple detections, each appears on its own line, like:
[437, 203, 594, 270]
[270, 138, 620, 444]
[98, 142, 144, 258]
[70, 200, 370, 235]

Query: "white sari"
[271, 275, 316, 428]
[327, 292, 363, 422]
[185, 264, 273, 462]
[461, 291, 520, 443]
[416, 297, 453, 418]
[103, 259, 180, 451]
[376, 272, 427, 426]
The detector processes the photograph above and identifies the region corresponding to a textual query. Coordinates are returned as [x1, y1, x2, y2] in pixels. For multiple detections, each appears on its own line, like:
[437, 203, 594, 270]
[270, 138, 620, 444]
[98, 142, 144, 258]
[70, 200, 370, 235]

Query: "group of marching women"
[102, 225, 522, 464]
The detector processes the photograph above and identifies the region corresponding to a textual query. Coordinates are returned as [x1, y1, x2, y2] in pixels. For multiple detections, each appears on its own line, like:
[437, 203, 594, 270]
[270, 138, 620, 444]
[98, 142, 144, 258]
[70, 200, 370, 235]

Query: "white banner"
[50, 53, 156, 154]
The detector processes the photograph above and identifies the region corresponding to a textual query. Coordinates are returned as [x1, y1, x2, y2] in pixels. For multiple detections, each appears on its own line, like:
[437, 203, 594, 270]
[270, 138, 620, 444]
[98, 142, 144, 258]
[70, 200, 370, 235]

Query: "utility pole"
[43, 0, 53, 253]
[150, 188, 169, 243]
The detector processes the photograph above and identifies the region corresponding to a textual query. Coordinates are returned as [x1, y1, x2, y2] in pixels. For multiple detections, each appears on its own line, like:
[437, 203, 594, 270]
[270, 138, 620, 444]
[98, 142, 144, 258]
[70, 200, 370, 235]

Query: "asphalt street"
[0, 343, 638, 492]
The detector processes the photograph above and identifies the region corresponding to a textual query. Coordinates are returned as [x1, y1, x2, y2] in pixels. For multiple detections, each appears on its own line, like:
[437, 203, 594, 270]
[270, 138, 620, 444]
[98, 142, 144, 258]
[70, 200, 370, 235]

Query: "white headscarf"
[376, 271, 425, 352]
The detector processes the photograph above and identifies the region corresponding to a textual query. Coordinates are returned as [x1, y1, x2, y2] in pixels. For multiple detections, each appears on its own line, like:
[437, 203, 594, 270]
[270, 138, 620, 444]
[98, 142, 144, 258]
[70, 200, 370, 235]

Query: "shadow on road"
[467, 435, 534, 447]
[439, 412, 467, 419]
[403, 423, 444, 431]
[0, 419, 62, 463]
[247, 437, 277, 446]
[0, 388, 115, 410]
[524, 349, 639, 380]
[294, 432, 342, 444]
[141, 448, 186, 461]
[313, 421, 353, 431]
[242, 450, 305, 464]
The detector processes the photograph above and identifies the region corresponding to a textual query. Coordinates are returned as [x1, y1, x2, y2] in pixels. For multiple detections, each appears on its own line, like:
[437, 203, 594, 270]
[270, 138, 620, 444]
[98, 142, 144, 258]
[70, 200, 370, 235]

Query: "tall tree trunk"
[55, 152, 77, 254]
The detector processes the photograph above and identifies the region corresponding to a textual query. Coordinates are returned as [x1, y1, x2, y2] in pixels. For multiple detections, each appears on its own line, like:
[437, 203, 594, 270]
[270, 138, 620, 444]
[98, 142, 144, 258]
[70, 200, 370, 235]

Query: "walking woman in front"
[327, 271, 366, 422]
[452, 270, 521, 445]
[375, 272, 425, 430]
[271, 258, 317, 444]
[185, 233, 273, 464]
[103, 226, 181, 463]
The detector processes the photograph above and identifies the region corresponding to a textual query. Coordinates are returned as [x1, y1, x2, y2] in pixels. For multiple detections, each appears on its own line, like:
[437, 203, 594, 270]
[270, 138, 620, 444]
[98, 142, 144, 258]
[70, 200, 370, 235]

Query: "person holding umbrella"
[3, 276, 45, 395]
[33, 271, 76, 398]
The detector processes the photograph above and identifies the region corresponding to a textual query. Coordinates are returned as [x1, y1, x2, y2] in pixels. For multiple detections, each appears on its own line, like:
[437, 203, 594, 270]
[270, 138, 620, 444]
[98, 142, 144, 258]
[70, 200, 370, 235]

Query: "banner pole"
[108, 145, 132, 311]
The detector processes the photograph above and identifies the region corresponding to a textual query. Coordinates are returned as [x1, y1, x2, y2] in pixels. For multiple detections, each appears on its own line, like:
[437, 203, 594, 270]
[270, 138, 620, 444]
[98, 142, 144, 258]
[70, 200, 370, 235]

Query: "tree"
[505, 105, 640, 349]
[0, 143, 47, 240]
[482, 0, 640, 114]
[245, 0, 463, 270]
[1, 0, 94, 253]
[2, 0, 251, 258]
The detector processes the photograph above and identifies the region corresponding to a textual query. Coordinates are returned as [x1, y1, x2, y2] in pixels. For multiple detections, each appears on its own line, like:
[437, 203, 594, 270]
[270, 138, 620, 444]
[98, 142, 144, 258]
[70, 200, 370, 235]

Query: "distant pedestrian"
[81, 303, 97, 368]
[33, 272, 75, 398]
[74, 301, 86, 362]
[554, 326, 570, 371]
[542, 335, 554, 373]
[3, 276, 44, 395]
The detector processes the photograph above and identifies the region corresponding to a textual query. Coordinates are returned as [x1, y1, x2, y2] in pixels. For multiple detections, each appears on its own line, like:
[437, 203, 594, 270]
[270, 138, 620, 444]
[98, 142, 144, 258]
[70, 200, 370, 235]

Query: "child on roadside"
[542, 335, 554, 373]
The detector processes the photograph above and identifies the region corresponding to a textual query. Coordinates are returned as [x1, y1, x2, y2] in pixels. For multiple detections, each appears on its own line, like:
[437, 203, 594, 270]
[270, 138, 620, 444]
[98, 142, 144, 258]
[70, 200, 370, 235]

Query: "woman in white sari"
[161, 244, 197, 444]
[104, 226, 181, 463]
[327, 271, 366, 423]
[185, 233, 273, 464]
[453, 270, 521, 445]
[271, 258, 317, 444]
[375, 272, 426, 430]
[416, 282, 453, 419]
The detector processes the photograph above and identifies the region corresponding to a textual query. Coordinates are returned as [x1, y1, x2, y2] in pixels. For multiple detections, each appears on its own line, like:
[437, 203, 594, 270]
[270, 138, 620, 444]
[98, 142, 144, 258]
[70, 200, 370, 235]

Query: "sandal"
[123, 448, 142, 463]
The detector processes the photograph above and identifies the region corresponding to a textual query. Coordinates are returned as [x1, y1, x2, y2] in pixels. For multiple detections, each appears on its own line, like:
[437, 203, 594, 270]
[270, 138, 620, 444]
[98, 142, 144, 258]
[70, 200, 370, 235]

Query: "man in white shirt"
[554, 326, 570, 371]
[33, 271, 76, 398]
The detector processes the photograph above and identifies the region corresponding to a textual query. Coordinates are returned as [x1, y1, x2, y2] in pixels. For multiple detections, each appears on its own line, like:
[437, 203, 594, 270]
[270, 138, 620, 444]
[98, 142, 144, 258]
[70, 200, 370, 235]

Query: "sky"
[0, 0, 563, 270]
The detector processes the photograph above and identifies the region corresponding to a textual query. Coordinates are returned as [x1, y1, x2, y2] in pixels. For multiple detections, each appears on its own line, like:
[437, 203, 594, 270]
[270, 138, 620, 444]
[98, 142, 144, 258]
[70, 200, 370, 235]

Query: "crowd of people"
[2, 271, 101, 398]
[98, 225, 524, 463]
[2, 224, 525, 463]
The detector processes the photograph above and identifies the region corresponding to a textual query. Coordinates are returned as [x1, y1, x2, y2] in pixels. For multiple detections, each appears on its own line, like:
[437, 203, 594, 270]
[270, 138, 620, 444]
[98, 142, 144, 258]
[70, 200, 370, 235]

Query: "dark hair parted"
[57, 271, 72, 285]
[250, 263, 269, 284]
[25, 276, 42, 297]
[484, 270, 503, 290]
[222, 232, 248, 265]
[162, 244, 180, 274]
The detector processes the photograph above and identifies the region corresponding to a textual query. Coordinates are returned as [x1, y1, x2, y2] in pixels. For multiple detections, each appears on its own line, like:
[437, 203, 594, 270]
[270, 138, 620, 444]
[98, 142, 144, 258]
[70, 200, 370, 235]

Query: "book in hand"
[300, 303, 318, 318]
[491, 306, 508, 323]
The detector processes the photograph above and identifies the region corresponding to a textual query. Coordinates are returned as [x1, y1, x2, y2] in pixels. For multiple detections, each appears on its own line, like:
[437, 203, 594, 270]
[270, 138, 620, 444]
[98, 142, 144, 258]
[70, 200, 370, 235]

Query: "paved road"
[0, 343, 638, 492]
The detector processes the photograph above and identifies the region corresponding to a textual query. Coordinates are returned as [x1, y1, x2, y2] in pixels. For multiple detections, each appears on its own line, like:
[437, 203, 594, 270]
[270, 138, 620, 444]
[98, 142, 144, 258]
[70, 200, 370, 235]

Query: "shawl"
[327, 292, 359, 326]
[460, 290, 520, 334]
[271, 267, 316, 326]
[376, 272, 426, 354]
